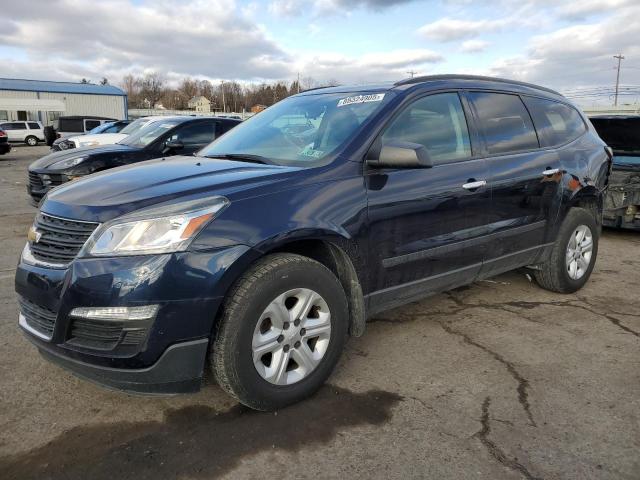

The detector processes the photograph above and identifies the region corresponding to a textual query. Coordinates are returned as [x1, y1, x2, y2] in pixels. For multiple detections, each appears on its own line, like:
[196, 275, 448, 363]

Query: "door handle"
[542, 168, 560, 175]
[462, 180, 487, 190]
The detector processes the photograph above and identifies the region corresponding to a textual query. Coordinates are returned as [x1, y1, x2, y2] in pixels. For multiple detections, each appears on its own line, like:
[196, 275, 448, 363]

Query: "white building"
[0, 78, 127, 126]
[187, 96, 211, 113]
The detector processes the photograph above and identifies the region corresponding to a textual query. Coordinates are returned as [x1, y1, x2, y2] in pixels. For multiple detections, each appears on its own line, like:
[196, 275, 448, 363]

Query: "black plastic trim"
[26, 335, 209, 394]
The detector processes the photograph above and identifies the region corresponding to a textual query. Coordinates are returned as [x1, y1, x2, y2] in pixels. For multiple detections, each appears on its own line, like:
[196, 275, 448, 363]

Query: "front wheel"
[211, 253, 349, 410]
[25, 136, 38, 146]
[534, 207, 599, 293]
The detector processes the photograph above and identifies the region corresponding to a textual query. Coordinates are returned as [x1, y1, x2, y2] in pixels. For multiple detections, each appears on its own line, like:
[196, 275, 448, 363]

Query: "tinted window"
[524, 96, 586, 147]
[58, 118, 85, 132]
[27, 122, 40, 129]
[85, 120, 101, 131]
[381, 93, 472, 163]
[1, 122, 26, 130]
[169, 122, 216, 145]
[469, 92, 538, 154]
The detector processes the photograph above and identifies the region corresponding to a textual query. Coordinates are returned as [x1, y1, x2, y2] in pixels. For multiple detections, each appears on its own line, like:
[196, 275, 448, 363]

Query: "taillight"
[0, 131, 6, 138]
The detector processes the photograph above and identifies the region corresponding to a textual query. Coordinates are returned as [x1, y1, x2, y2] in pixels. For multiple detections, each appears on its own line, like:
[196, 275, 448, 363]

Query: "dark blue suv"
[15, 75, 611, 410]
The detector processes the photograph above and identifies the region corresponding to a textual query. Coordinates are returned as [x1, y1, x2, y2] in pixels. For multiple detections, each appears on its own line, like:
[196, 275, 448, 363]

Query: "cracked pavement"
[1, 146, 639, 479]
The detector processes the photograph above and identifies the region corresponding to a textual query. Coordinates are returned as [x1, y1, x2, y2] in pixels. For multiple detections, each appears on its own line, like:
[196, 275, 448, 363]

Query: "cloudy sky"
[2, 0, 640, 105]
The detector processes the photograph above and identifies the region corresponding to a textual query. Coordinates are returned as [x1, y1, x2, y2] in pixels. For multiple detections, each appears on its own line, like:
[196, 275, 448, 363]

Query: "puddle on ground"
[0, 385, 401, 480]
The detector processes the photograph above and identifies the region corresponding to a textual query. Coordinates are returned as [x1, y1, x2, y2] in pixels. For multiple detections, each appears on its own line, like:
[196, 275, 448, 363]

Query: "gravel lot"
[0, 145, 638, 480]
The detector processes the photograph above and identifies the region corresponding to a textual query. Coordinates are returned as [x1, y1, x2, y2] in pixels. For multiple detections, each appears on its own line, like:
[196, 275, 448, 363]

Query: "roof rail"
[394, 74, 562, 96]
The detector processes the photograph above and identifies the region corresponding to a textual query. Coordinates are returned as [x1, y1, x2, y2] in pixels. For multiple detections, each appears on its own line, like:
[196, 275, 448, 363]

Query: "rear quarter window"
[523, 96, 586, 147]
[468, 92, 539, 155]
[58, 118, 85, 132]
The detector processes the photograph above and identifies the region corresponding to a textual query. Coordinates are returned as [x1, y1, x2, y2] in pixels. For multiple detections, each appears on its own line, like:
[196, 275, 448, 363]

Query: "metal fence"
[128, 108, 253, 120]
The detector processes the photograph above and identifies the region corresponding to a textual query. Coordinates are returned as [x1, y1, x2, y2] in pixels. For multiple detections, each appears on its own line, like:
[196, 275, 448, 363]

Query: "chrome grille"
[29, 213, 99, 265]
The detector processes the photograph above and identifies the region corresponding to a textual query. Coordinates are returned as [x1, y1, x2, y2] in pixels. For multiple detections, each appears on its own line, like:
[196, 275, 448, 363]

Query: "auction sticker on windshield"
[337, 93, 385, 107]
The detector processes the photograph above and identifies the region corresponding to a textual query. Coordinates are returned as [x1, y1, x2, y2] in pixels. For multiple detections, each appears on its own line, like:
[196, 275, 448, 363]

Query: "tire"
[211, 253, 349, 411]
[534, 207, 599, 293]
[25, 136, 38, 146]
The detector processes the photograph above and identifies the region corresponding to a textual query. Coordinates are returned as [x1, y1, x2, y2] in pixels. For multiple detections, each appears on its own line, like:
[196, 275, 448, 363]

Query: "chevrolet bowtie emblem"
[27, 226, 42, 244]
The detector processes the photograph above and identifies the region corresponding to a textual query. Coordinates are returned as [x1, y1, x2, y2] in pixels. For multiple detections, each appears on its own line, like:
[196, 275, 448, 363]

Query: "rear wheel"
[211, 253, 349, 410]
[534, 207, 599, 293]
[25, 136, 38, 146]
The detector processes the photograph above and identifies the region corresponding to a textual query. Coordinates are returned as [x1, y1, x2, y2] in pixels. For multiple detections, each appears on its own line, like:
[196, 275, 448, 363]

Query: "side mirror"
[165, 139, 184, 151]
[367, 141, 432, 168]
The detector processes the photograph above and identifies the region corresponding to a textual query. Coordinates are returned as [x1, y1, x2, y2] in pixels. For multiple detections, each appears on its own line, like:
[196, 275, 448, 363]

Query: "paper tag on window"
[337, 93, 385, 107]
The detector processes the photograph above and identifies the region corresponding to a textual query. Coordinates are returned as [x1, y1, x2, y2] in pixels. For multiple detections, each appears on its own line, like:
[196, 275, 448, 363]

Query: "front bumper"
[26, 332, 209, 394]
[27, 170, 74, 204]
[15, 244, 252, 393]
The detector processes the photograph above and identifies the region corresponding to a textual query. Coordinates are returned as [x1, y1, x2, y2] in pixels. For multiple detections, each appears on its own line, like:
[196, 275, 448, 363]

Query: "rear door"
[466, 91, 563, 277]
[366, 91, 491, 314]
[2, 122, 28, 142]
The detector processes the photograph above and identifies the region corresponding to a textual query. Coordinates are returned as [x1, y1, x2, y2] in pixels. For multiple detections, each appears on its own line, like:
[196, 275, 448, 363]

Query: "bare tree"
[140, 72, 165, 108]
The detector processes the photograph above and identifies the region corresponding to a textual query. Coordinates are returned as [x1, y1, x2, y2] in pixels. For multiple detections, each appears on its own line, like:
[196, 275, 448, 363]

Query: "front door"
[164, 121, 218, 156]
[365, 91, 491, 314]
[466, 91, 563, 277]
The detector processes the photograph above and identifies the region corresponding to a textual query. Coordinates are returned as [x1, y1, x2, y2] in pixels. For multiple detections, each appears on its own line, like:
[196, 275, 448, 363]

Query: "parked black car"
[16, 75, 610, 410]
[27, 116, 241, 204]
[0, 127, 11, 155]
[589, 116, 640, 230]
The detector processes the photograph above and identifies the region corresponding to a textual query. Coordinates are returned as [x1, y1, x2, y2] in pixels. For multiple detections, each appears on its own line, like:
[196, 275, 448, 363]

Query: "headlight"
[84, 196, 229, 256]
[50, 156, 86, 169]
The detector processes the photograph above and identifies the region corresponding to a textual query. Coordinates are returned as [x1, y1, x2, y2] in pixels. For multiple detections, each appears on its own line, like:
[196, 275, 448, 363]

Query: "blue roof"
[0, 78, 126, 96]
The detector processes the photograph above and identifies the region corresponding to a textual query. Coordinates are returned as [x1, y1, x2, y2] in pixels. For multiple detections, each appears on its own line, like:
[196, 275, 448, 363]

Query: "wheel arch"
[211, 232, 367, 340]
[565, 185, 603, 226]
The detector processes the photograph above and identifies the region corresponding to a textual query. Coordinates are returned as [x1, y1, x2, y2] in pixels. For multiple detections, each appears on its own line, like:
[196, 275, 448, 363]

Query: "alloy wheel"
[252, 288, 331, 385]
[566, 224, 593, 280]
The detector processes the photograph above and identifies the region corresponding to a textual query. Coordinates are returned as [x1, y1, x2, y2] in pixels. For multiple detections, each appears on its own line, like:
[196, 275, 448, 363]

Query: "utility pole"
[406, 70, 418, 78]
[220, 80, 226, 113]
[614, 54, 625, 106]
[297, 72, 300, 93]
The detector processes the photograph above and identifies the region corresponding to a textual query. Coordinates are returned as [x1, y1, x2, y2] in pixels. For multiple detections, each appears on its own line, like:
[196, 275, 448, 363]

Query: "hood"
[71, 133, 127, 148]
[41, 155, 303, 222]
[29, 143, 138, 170]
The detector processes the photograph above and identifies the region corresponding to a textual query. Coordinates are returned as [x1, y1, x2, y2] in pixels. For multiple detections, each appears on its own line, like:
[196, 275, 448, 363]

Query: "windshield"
[119, 119, 182, 148]
[118, 117, 154, 136]
[88, 122, 114, 134]
[199, 91, 393, 166]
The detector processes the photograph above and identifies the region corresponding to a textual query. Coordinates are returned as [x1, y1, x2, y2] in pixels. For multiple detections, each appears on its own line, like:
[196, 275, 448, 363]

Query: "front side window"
[168, 122, 216, 145]
[524, 97, 586, 147]
[469, 92, 538, 155]
[200, 91, 394, 167]
[381, 92, 472, 164]
[28, 122, 40, 129]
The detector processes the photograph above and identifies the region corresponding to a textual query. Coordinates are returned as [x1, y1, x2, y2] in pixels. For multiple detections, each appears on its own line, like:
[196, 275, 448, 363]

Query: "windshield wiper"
[202, 153, 274, 165]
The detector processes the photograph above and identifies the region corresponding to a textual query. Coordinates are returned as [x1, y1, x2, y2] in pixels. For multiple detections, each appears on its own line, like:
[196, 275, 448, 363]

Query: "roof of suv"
[297, 74, 563, 99]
